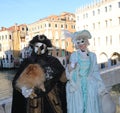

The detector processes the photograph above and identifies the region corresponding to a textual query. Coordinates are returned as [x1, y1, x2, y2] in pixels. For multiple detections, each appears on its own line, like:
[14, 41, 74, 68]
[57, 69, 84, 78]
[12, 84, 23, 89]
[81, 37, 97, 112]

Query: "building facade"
[0, 28, 14, 68]
[0, 24, 28, 68]
[27, 12, 76, 57]
[0, 12, 76, 68]
[75, 0, 120, 68]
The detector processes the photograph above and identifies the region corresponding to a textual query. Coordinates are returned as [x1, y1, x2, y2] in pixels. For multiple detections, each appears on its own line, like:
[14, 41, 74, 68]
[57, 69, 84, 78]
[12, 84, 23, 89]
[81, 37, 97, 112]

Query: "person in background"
[65, 30, 108, 113]
[11, 34, 67, 113]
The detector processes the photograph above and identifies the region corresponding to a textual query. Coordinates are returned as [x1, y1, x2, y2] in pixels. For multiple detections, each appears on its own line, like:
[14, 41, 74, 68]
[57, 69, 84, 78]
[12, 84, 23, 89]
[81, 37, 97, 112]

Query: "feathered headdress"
[29, 35, 52, 47]
[62, 29, 91, 46]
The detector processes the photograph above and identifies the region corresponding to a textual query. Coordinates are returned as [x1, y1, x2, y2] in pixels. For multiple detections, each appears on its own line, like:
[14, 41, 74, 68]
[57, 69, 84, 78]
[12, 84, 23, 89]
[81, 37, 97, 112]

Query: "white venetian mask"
[34, 42, 47, 55]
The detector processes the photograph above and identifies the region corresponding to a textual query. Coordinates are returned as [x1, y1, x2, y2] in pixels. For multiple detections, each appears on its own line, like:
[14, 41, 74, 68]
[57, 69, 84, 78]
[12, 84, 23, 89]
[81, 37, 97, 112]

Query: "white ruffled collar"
[77, 49, 89, 59]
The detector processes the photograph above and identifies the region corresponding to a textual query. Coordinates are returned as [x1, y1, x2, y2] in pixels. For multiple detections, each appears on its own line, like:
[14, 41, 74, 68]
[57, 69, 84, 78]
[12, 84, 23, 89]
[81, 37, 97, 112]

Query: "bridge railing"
[100, 64, 120, 89]
[0, 64, 120, 113]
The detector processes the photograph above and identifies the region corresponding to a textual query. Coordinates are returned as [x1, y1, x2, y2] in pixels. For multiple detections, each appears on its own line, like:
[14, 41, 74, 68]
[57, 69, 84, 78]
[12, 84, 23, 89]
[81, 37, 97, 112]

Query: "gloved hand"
[21, 86, 33, 98]
[71, 62, 76, 68]
[66, 63, 77, 80]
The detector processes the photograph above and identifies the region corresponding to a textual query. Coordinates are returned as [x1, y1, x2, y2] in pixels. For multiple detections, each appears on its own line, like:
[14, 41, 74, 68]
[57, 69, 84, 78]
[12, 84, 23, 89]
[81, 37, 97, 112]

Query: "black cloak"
[11, 53, 67, 113]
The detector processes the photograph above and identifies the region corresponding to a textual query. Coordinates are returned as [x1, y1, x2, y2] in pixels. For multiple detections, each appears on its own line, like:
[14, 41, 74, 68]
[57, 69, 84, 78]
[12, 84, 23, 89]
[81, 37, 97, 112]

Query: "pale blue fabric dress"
[66, 50, 106, 113]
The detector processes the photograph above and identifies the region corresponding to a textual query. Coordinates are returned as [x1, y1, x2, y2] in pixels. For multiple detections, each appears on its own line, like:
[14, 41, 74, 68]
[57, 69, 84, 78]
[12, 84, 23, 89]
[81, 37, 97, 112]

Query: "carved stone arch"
[99, 52, 108, 62]
[99, 52, 108, 69]
[111, 52, 120, 60]
[110, 52, 120, 66]
[0, 43, 2, 51]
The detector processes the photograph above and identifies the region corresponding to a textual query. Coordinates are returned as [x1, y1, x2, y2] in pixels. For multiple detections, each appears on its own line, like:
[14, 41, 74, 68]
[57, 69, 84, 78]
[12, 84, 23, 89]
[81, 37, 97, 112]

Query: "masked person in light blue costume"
[66, 30, 108, 113]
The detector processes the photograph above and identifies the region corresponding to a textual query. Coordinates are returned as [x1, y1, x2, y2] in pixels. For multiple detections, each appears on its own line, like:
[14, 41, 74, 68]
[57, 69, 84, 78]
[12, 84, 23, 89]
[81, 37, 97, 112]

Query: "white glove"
[65, 66, 70, 80]
[71, 63, 75, 68]
[21, 86, 33, 98]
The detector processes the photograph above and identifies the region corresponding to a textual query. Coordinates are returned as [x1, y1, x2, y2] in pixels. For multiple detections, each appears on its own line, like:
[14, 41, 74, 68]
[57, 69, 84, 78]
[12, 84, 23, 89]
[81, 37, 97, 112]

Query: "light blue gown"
[66, 50, 105, 113]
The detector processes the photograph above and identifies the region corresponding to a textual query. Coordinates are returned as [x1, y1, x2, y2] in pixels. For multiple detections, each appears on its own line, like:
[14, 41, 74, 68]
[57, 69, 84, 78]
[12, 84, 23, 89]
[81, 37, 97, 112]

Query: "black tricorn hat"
[29, 34, 52, 47]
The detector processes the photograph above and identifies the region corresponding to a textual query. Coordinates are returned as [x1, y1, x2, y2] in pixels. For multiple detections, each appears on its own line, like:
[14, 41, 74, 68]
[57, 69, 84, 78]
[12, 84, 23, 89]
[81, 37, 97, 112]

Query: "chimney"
[15, 23, 18, 31]
[1, 27, 6, 31]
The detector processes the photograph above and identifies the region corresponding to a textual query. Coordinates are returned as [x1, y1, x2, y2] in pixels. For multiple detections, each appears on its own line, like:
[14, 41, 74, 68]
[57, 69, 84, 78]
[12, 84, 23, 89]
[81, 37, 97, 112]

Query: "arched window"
[0, 43, 1, 51]
[99, 53, 108, 69]
[111, 52, 120, 66]
[63, 59, 65, 65]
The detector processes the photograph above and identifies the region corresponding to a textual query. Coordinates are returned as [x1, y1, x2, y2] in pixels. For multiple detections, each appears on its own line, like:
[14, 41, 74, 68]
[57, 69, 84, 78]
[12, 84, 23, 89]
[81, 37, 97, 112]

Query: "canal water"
[0, 69, 17, 101]
[0, 69, 120, 113]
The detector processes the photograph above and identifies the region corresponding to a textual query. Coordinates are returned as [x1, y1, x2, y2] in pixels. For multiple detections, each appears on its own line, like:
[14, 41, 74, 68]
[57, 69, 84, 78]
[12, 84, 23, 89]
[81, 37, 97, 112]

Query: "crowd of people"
[11, 30, 115, 113]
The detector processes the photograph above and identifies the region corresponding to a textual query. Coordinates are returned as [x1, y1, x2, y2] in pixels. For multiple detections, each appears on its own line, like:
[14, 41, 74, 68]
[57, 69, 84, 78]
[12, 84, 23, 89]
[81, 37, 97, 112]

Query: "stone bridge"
[58, 57, 120, 89]
[0, 64, 120, 113]
[100, 65, 120, 90]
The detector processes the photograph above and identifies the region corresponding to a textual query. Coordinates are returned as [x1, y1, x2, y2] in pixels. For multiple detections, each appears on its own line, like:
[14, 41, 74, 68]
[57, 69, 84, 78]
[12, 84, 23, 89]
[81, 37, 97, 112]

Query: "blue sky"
[0, 0, 92, 28]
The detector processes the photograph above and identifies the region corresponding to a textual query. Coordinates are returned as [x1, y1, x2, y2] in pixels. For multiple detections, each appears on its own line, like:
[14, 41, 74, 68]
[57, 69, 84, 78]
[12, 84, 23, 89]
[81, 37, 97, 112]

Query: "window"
[98, 37, 100, 46]
[105, 6, 107, 12]
[6, 55, 8, 63]
[111, 59, 117, 66]
[83, 25, 85, 29]
[26, 27, 28, 31]
[2, 35, 4, 40]
[73, 25, 75, 29]
[61, 39, 65, 49]
[0, 43, 1, 51]
[109, 5, 112, 11]
[98, 22, 100, 29]
[86, 13, 88, 18]
[55, 24, 57, 28]
[105, 20, 108, 27]
[5, 35, 7, 40]
[61, 24, 63, 28]
[66, 41, 69, 47]
[109, 19, 112, 26]
[94, 38, 95, 46]
[55, 32, 59, 39]
[9, 35, 11, 39]
[44, 24, 46, 27]
[49, 23, 51, 27]
[101, 63, 105, 69]
[77, 16, 79, 21]
[71, 25, 74, 29]
[119, 34, 120, 44]
[56, 51, 59, 56]
[83, 14, 85, 19]
[55, 39, 59, 47]
[118, 17, 120, 25]
[118, 2, 120, 8]
[93, 11, 95, 16]
[98, 9, 100, 14]
[62, 50, 65, 56]
[65, 24, 67, 29]
[11, 55, 14, 62]
[22, 27, 24, 31]
[62, 59, 65, 65]
[32, 27, 34, 31]
[86, 25, 88, 29]
[93, 23, 95, 29]
[106, 36, 108, 45]
[110, 35, 112, 45]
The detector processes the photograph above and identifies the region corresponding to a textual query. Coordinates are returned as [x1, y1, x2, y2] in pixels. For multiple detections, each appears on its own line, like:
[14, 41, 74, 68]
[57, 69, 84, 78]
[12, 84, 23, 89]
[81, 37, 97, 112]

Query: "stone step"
[0, 106, 5, 113]
[0, 97, 12, 113]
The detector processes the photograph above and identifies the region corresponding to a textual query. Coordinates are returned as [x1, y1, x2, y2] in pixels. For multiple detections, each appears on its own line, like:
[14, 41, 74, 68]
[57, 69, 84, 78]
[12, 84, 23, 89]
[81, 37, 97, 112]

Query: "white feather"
[61, 30, 74, 39]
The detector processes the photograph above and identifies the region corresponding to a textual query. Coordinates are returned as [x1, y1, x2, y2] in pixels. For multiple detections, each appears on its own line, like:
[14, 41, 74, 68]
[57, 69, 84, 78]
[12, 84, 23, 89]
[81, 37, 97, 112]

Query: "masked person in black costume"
[11, 34, 67, 113]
